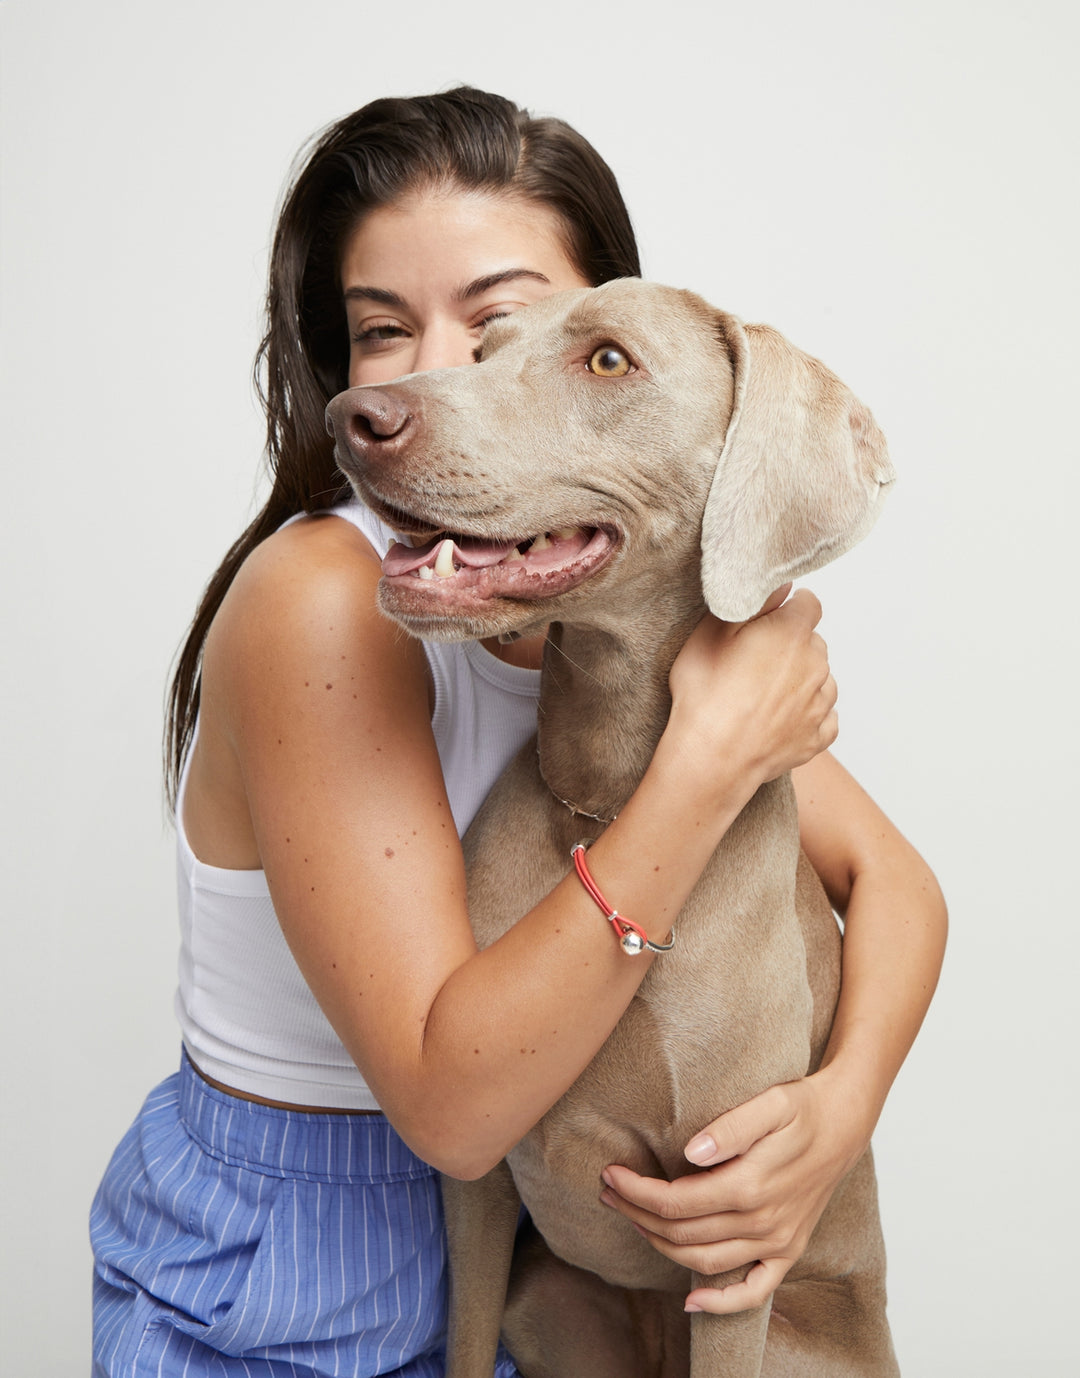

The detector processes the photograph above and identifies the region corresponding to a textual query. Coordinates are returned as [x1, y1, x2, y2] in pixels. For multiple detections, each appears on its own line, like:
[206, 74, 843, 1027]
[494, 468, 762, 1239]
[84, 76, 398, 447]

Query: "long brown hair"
[165, 87, 641, 804]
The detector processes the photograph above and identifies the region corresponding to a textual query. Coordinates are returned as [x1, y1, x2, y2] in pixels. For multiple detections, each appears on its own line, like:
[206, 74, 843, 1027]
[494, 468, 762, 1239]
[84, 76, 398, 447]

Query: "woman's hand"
[666, 587, 838, 794]
[598, 1069, 868, 1314]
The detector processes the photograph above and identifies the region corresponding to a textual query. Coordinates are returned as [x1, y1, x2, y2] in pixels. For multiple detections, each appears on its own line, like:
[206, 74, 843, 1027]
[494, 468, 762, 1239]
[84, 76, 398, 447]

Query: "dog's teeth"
[531, 533, 552, 551]
[552, 526, 580, 541]
[434, 539, 457, 578]
[506, 547, 525, 562]
[417, 565, 434, 580]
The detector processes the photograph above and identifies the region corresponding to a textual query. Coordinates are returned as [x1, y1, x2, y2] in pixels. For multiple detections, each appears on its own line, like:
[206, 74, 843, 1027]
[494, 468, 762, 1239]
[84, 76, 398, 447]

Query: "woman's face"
[341, 188, 591, 386]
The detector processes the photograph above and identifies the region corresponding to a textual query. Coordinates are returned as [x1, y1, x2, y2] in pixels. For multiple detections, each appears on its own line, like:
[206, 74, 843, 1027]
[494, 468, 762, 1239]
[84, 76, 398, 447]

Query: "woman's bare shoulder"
[232, 510, 383, 599]
[207, 512, 406, 675]
[186, 512, 432, 867]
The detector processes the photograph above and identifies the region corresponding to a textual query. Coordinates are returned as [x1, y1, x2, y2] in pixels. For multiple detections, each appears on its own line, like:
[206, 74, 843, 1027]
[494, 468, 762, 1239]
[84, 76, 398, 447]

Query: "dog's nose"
[325, 388, 413, 465]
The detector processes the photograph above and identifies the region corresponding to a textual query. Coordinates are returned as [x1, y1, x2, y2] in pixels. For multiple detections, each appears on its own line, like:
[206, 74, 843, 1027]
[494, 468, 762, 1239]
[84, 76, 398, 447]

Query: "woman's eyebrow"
[456, 269, 551, 300]
[343, 285, 408, 308]
[343, 270, 551, 310]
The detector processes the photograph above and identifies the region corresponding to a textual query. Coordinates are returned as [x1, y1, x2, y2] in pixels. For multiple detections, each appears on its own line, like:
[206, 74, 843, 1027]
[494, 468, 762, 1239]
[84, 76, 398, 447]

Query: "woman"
[91, 87, 946, 1375]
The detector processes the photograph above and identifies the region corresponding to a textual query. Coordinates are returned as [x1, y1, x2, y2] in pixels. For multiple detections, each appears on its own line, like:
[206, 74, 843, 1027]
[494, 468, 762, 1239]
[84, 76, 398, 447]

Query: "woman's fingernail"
[685, 1302, 704, 1313]
[600, 1169, 615, 1188]
[599, 1190, 615, 1207]
[685, 1133, 717, 1164]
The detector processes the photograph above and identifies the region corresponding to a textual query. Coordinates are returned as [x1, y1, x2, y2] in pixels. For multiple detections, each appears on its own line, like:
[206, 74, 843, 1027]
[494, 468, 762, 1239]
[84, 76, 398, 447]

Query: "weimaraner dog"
[326, 279, 900, 1377]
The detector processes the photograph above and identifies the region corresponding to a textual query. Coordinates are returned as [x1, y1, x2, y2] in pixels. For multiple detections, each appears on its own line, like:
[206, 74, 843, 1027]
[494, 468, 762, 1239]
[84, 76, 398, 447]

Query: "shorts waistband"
[177, 1051, 437, 1184]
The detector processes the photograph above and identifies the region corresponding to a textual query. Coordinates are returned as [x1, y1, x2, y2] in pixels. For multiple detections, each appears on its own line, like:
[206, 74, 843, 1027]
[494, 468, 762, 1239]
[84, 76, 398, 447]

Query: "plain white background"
[2, 0, 1078, 1371]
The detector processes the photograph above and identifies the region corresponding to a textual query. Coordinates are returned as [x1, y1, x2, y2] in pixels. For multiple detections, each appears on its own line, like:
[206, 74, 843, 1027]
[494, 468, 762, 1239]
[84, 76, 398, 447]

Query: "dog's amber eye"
[588, 346, 632, 377]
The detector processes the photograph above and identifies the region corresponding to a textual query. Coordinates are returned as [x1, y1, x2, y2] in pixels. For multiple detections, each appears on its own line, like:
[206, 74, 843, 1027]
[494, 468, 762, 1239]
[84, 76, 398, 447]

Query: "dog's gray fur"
[327, 279, 900, 1376]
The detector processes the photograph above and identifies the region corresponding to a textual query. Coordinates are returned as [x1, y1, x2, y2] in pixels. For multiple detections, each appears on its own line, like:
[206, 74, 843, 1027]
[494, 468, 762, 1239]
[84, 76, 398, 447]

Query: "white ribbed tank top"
[174, 500, 541, 1109]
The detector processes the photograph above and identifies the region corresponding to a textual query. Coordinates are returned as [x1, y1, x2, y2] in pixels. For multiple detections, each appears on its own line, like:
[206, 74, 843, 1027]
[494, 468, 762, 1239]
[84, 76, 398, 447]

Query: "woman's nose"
[408, 323, 476, 375]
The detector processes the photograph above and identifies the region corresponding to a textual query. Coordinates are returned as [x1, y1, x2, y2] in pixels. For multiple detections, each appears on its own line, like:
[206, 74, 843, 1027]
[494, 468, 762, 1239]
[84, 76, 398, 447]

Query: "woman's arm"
[597, 750, 947, 1313]
[195, 518, 838, 1180]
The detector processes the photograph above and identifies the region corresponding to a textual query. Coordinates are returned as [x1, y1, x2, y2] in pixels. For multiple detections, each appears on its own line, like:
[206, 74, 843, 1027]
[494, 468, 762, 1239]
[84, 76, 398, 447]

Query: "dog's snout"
[326, 388, 414, 463]
[350, 390, 413, 441]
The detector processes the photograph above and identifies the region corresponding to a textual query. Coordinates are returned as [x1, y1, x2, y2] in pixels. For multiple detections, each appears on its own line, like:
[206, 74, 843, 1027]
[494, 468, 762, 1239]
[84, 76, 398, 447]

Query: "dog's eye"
[587, 346, 633, 378]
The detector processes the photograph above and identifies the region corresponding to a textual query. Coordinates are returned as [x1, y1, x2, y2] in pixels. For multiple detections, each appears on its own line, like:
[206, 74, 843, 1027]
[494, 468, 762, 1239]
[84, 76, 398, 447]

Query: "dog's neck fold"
[537, 593, 706, 824]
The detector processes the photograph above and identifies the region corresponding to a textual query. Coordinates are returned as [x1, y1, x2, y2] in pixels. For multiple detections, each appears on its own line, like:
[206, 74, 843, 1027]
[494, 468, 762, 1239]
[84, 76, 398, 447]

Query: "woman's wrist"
[651, 707, 764, 822]
[805, 1059, 882, 1167]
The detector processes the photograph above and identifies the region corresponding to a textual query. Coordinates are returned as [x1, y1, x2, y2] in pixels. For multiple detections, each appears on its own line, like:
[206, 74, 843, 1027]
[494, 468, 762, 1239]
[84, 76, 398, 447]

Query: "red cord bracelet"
[571, 843, 676, 956]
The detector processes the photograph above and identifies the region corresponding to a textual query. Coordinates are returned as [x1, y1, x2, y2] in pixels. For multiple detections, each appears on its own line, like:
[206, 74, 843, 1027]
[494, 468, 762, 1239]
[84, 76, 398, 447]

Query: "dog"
[326, 279, 900, 1376]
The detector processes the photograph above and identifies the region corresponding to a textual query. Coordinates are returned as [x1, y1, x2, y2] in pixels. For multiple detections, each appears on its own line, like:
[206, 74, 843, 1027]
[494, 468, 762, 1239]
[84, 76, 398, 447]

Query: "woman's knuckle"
[731, 1183, 759, 1214]
[754, 1210, 782, 1242]
[696, 1245, 732, 1275]
[753, 1207, 779, 1238]
[666, 1220, 698, 1247]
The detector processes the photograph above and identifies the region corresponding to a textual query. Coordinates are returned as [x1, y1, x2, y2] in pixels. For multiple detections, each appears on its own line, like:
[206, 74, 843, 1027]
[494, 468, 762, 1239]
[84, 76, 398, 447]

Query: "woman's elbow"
[402, 1124, 509, 1179]
[922, 866, 949, 946]
[893, 838, 948, 931]
[356, 1056, 514, 1178]
[438, 1152, 505, 1183]
[398, 1119, 509, 1181]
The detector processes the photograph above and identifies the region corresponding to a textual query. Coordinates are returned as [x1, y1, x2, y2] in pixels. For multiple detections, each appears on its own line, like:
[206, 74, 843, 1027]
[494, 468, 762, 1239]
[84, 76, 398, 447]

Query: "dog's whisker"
[543, 637, 603, 685]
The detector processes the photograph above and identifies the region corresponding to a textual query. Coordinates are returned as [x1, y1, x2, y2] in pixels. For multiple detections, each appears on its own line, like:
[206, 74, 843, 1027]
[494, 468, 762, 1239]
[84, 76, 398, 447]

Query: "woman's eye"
[352, 322, 408, 347]
[587, 346, 633, 377]
[475, 309, 511, 331]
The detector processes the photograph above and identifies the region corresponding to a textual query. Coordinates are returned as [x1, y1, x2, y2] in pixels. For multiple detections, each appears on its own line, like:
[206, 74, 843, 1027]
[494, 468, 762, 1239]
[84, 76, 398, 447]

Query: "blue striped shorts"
[91, 1053, 520, 1376]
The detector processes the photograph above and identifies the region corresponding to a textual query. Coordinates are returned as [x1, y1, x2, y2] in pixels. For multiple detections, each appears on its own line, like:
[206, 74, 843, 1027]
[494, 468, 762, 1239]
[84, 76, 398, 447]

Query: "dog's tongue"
[383, 535, 518, 577]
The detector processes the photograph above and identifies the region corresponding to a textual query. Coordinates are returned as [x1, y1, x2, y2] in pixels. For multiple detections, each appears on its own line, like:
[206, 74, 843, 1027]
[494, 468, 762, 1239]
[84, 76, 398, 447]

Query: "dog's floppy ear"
[701, 316, 896, 622]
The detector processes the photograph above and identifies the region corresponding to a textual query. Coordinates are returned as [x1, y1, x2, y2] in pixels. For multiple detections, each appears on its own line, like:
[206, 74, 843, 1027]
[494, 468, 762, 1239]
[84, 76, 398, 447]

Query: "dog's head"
[325, 279, 894, 637]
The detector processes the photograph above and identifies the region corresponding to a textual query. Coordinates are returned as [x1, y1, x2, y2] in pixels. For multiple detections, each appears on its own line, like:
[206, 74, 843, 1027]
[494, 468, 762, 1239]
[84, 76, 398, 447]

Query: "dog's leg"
[503, 1218, 690, 1378]
[761, 1151, 899, 1377]
[688, 1275, 772, 1378]
[442, 1163, 522, 1378]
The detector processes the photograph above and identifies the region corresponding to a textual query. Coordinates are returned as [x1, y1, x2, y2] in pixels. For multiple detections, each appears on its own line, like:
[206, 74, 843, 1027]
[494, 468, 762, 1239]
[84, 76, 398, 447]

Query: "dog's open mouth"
[381, 524, 616, 603]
